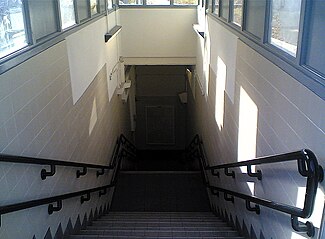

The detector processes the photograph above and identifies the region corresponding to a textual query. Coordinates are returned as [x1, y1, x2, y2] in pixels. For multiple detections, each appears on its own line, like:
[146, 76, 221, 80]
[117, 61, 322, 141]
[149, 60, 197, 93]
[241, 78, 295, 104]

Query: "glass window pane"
[99, 0, 107, 12]
[119, 0, 143, 5]
[220, 0, 229, 20]
[90, 0, 99, 15]
[29, 0, 58, 41]
[107, 0, 113, 10]
[270, 0, 302, 56]
[214, 0, 219, 16]
[174, 0, 197, 5]
[0, 0, 27, 58]
[232, 0, 243, 26]
[245, 0, 266, 39]
[147, 0, 170, 5]
[77, 0, 90, 22]
[305, 1, 325, 76]
[59, 0, 76, 29]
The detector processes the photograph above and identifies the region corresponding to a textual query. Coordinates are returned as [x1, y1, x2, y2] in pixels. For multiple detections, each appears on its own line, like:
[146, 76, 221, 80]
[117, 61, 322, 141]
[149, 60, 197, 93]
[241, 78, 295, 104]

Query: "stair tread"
[98, 215, 221, 218]
[74, 233, 239, 237]
[87, 226, 231, 230]
[97, 219, 223, 222]
[81, 228, 234, 232]
[107, 211, 213, 215]
[92, 222, 227, 226]
[70, 236, 245, 239]
[75, 230, 239, 236]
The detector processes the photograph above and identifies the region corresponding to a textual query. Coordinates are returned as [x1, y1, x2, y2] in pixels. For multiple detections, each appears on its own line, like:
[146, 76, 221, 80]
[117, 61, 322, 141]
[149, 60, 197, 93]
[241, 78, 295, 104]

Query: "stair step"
[92, 221, 227, 227]
[70, 236, 245, 239]
[82, 227, 233, 233]
[74, 229, 239, 237]
[101, 215, 219, 219]
[105, 214, 215, 217]
[87, 226, 231, 231]
[107, 212, 215, 215]
[97, 218, 223, 222]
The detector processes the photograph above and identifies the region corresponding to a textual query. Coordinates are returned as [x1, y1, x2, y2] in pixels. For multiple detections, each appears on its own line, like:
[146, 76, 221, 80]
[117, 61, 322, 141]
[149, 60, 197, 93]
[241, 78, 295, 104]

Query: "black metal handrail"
[0, 134, 135, 180]
[0, 134, 136, 226]
[187, 134, 324, 237]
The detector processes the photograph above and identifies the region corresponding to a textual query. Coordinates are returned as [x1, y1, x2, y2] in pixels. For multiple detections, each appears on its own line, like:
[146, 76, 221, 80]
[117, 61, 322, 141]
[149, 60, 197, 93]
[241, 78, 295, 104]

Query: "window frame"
[266, 0, 303, 60]
[117, 0, 198, 8]
[231, 0, 243, 28]
[0, 0, 109, 74]
[219, 0, 230, 22]
[58, 0, 77, 30]
[208, 0, 324, 100]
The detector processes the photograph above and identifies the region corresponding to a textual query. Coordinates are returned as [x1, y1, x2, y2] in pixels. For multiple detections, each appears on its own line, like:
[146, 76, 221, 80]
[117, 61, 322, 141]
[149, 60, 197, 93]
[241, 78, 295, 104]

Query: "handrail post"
[247, 165, 262, 180]
[41, 165, 56, 180]
[76, 167, 87, 178]
[291, 216, 315, 237]
[48, 200, 62, 215]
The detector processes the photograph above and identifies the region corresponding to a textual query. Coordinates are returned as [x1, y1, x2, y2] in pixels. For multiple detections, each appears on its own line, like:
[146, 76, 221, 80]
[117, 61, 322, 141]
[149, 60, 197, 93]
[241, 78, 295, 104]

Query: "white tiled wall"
[0, 16, 130, 239]
[190, 15, 325, 239]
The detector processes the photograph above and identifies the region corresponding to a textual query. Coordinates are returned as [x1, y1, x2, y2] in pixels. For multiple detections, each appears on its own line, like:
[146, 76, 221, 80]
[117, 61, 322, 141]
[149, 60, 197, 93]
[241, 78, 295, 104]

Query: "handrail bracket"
[80, 193, 91, 204]
[210, 188, 219, 197]
[247, 165, 262, 180]
[99, 188, 107, 197]
[96, 168, 105, 177]
[224, 193, 234, 203]
[291, 215, 315, 237]
[224, 168, 235, 178]
[211, 169, 220, 177]
[246, 200, 260, 215]
[41, 165, 56, 180]
[48, 200, 62, 215]
[76, 167, 87, 178]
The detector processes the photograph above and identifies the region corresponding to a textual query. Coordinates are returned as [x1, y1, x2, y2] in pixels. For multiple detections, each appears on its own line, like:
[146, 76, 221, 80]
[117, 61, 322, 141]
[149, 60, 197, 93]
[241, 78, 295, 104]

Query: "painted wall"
[118, 8, 197, 65]
[0, 13, 130, 239]
[189, 13, 325, 239]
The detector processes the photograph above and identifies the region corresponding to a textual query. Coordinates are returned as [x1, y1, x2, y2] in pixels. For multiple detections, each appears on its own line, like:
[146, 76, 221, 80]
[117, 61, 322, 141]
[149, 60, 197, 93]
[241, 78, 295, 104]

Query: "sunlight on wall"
[89, 98, 98, 136]
[203, 30, 211, 96]
[237, 86, 258, 173]
[290, 187, 325, 239]
[196, 27, 205, 97]
[215, 56, 227, 130]
[197, 5, 206, 27]
[247, 181, 255, 195]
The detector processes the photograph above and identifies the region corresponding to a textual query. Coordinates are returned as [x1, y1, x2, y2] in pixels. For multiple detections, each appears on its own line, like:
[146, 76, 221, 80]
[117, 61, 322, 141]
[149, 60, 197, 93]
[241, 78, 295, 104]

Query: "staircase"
[69, 169, 244, 238]
[69, 212, 244, 238]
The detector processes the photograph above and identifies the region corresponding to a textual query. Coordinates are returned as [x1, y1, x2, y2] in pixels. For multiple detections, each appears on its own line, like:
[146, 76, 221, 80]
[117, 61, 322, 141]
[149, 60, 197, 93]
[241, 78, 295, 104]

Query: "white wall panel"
[119, 9, 197, 61]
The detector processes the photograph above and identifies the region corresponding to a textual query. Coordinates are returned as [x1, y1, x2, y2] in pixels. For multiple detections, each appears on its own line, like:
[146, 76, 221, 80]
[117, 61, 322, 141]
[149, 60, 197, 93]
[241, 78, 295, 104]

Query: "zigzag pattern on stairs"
[69, 212, 245, 239]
